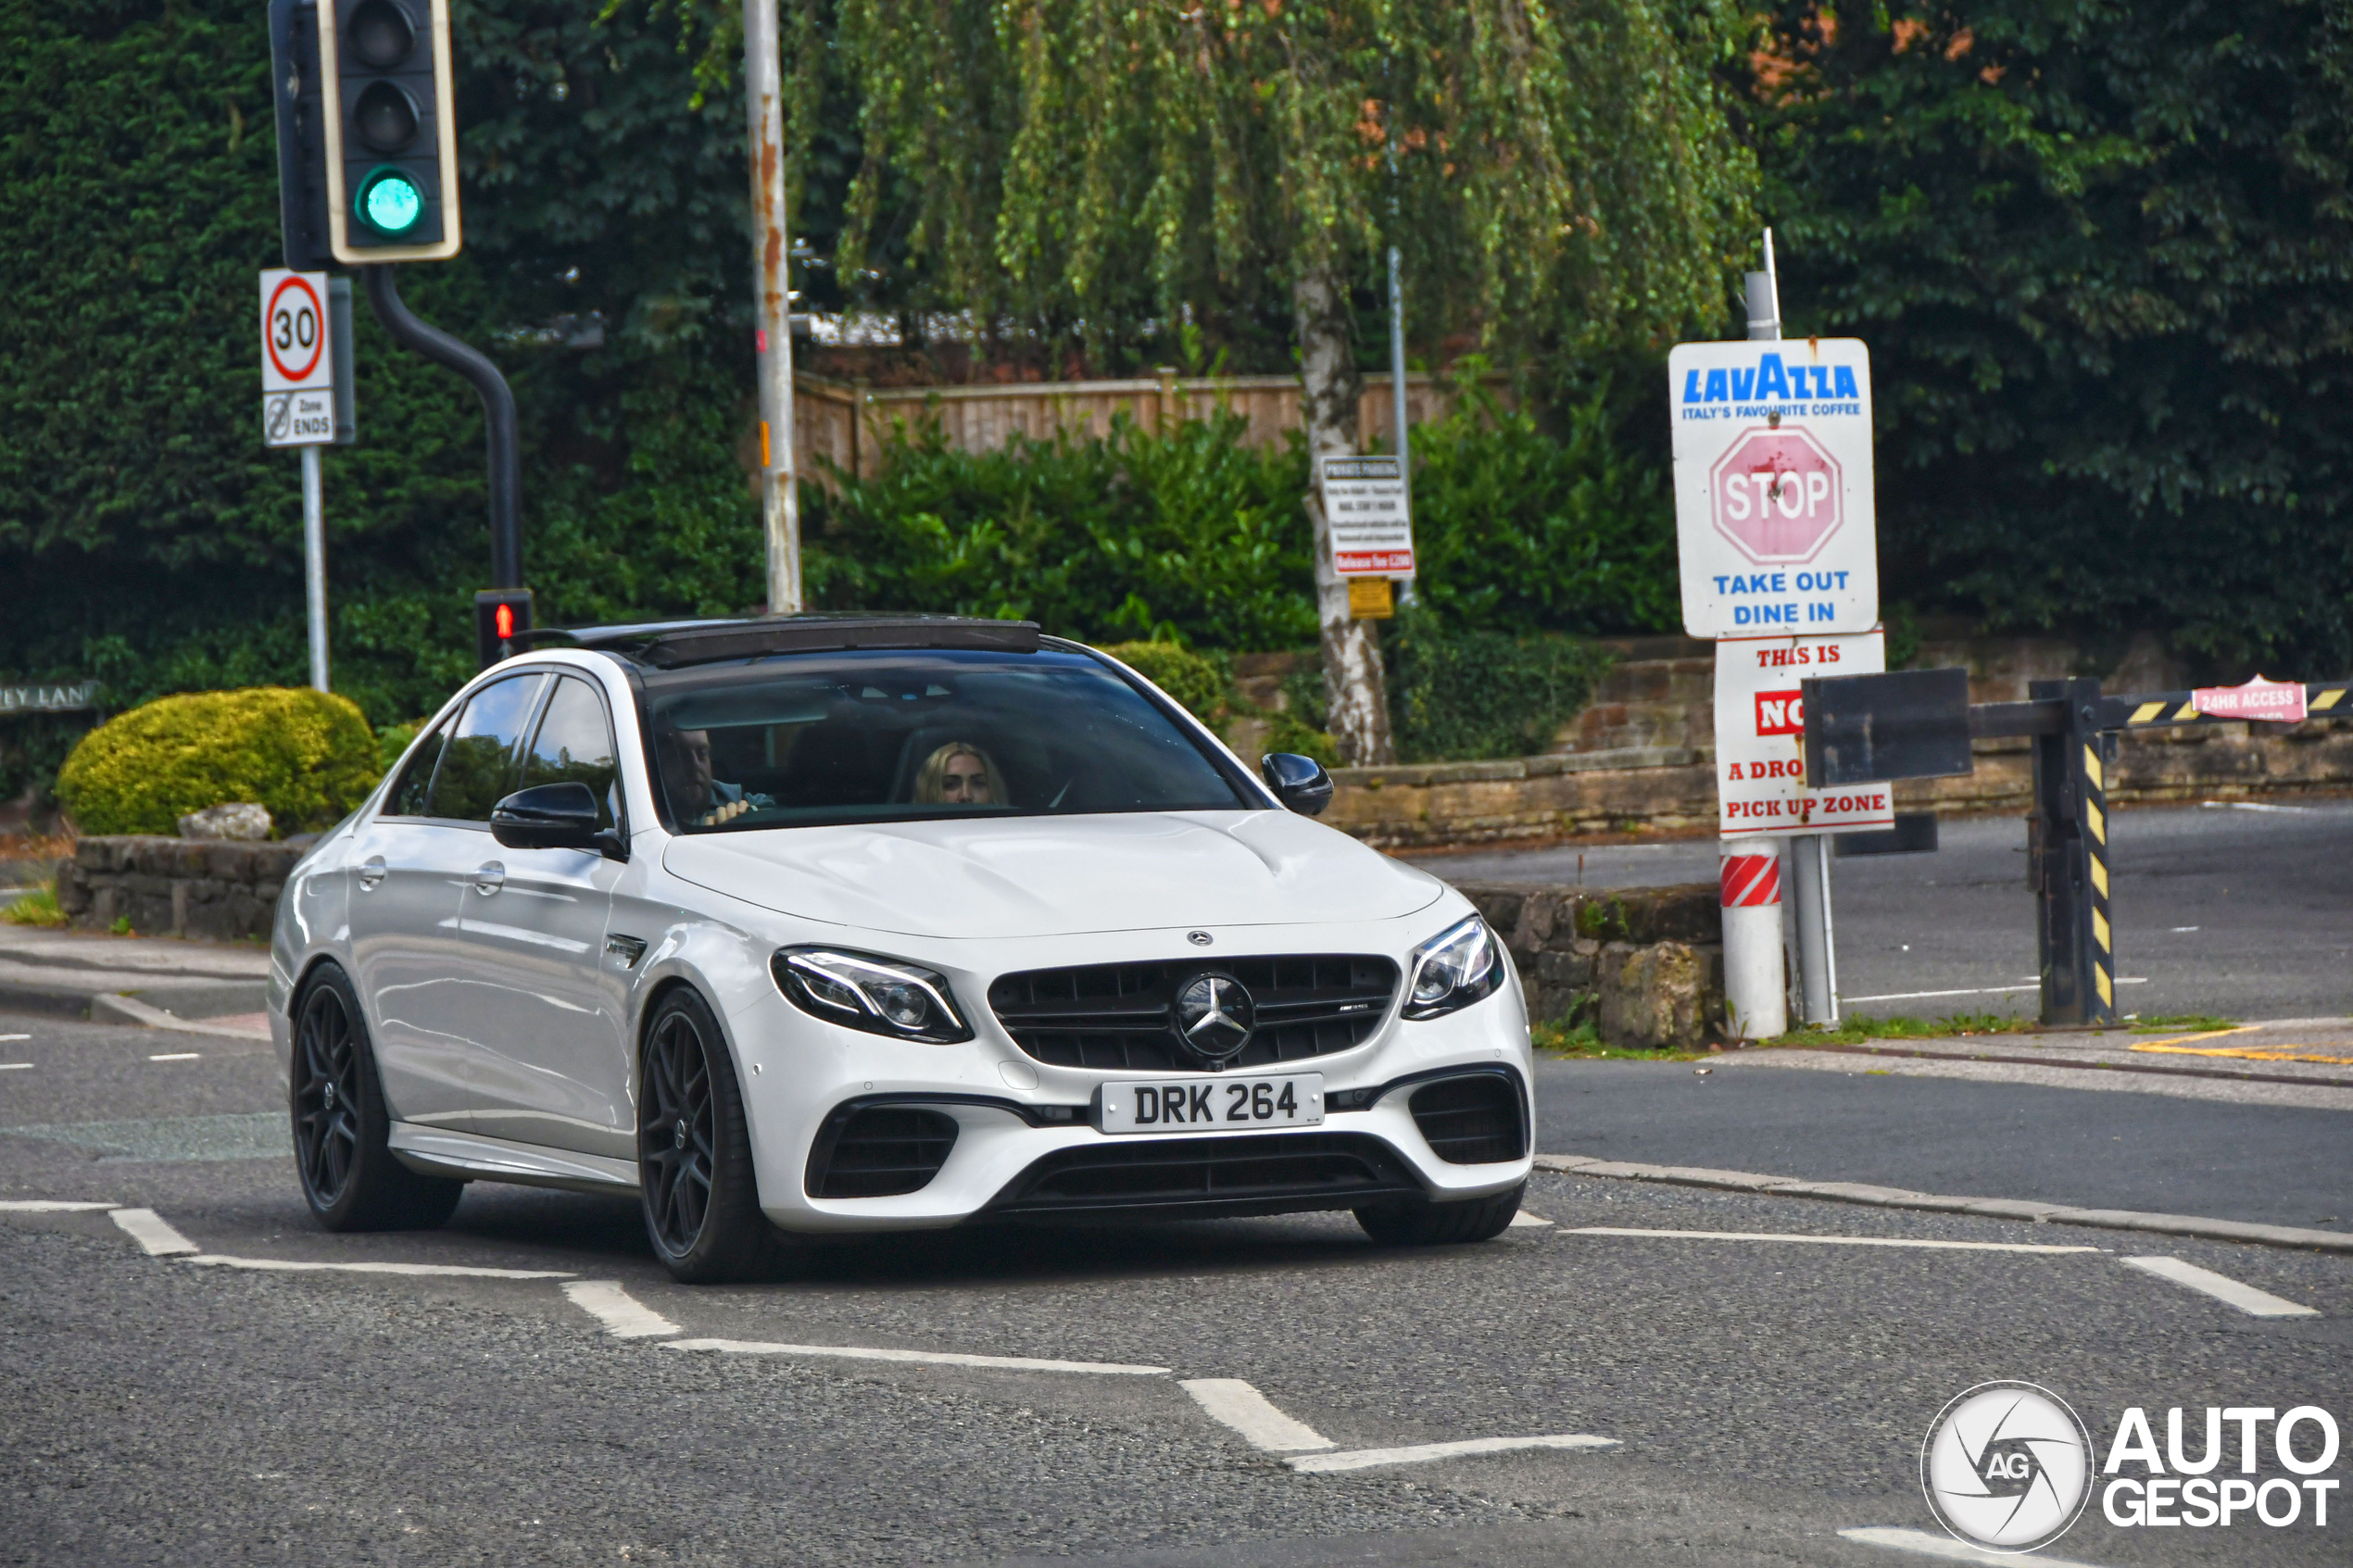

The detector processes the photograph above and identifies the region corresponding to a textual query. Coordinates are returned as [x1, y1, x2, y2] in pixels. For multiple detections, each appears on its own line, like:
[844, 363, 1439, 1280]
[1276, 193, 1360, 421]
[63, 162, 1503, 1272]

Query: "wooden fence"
[788, 369, 1511, 486]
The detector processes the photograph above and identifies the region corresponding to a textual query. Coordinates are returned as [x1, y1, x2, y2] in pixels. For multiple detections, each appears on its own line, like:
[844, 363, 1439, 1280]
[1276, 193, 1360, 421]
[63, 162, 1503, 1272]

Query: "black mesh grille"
[1407, 1074, 1526, 1165]
[994, 1132, 1418, 1213]
[988, 955, 1398, 1072]
[807, 1107, 960, 1198]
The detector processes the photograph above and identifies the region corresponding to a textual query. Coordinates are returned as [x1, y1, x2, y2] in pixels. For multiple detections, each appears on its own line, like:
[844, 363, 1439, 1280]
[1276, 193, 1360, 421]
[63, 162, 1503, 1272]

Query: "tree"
[1742, 1, 2353, 676]
[785, 0, 1754, 762]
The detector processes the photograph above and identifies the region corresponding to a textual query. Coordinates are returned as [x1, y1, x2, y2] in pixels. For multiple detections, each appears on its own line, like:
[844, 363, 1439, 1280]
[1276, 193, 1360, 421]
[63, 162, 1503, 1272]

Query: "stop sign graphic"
[1710, 427, 1842, 563]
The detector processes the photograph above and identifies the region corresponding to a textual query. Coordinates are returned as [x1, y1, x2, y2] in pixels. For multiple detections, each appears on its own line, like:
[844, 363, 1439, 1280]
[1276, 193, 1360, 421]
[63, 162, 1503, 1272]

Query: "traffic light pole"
[361, 265, 522, 589]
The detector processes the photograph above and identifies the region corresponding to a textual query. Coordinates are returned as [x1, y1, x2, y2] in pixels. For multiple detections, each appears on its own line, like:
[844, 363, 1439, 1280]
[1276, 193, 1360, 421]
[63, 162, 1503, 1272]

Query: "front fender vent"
[806, 1106, 960, 1198]
[1407, 1073, 1526, 1165]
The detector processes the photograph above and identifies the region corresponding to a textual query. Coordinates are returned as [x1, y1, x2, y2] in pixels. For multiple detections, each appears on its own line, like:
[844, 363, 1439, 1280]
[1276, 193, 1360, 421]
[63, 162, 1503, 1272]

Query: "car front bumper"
[714, 916, 1535, 1235]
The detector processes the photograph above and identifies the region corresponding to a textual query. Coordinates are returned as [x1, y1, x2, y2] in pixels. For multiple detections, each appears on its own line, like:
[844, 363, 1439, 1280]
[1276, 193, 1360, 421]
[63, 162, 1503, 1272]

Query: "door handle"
[473, 861, 506, 896]
[357, 856, 387, 891]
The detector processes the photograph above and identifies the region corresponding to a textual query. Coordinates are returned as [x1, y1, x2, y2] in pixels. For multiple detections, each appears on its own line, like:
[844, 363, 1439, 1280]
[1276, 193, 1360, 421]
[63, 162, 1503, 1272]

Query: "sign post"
[261, 269, 338, 693]
[1671, 238, 1881, 1030]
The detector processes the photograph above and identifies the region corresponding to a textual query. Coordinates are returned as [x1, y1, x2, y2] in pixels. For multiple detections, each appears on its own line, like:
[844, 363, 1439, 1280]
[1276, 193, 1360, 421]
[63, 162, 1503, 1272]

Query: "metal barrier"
[1800, 673, 2349, 1026]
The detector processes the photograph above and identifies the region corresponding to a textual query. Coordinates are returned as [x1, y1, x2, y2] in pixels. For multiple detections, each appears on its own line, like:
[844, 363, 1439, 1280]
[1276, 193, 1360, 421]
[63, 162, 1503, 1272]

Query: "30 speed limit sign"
[260, 271, 331, 392]
[260, 270, 334, 447]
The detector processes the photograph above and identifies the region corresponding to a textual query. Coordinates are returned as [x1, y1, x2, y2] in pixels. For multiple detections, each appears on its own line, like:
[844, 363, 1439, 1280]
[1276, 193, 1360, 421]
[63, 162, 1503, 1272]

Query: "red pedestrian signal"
[473, 589, 533, 669]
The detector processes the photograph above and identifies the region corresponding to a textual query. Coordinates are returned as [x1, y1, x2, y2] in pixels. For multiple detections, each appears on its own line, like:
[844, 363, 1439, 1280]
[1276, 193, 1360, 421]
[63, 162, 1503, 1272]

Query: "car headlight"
[772, 947, 974, 1043]
[1402, 915, 1504, 1021]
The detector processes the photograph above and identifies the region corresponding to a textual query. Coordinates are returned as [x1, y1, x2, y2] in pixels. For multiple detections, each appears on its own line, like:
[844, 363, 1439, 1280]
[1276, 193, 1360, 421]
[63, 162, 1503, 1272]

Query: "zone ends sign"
[1669, 339, 1879, 639]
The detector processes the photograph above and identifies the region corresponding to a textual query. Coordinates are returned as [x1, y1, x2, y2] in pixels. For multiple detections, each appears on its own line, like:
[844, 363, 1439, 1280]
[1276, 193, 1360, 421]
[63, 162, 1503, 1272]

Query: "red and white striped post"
[1720, 839, 1787, 1039]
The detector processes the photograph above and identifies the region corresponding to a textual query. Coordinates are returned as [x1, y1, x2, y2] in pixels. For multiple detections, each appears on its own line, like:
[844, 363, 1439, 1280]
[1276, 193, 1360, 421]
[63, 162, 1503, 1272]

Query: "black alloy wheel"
[289, 964, 464, 1231]
[636, 988, 793, 1283]
[1354, 1180, 1525, 1247]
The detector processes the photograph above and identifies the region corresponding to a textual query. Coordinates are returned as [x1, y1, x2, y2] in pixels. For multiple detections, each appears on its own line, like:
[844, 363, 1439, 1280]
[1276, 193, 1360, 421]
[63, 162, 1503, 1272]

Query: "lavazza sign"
[1669, 339, 1879, 639]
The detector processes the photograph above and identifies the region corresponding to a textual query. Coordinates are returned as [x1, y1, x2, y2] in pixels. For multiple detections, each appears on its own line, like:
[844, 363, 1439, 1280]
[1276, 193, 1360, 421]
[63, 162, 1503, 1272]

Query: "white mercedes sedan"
[270, 617, 1533, 1281]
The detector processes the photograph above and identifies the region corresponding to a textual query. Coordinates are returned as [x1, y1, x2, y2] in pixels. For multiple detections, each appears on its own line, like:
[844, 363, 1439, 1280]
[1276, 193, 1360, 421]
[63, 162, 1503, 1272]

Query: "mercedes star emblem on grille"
[1173, 972, 1254, 1062]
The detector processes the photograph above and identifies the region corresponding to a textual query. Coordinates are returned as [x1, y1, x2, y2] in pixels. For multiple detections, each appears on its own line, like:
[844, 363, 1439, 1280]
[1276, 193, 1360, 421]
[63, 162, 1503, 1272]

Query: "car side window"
[424, 674, 547, 823]
[521, 676, 621, 831]
[385, 721, 449, 818]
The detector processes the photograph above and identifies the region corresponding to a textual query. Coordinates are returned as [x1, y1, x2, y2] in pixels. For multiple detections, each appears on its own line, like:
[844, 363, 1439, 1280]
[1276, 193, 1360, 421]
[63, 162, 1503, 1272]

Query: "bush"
[1383, 610, 1611, 763]
[57, 687, 380, 837]
[1097, 641, 1228, 722]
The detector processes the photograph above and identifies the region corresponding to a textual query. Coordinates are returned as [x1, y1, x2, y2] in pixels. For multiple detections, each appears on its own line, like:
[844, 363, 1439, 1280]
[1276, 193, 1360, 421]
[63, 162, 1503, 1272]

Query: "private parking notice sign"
[1714, 629, 1894, 838]
[1670, 339, 1878, 638]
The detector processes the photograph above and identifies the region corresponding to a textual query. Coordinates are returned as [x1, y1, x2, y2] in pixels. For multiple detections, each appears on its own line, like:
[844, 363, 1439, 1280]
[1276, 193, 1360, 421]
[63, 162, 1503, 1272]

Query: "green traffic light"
[355, 167, 423, 236]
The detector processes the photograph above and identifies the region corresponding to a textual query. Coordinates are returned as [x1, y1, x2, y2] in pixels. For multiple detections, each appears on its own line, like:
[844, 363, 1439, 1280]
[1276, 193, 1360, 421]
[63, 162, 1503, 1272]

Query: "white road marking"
[1506, 1211, 1554, 1228]
[147, 1052, 200, 1062]
[182, 1255, 576, 1279]
[109, 1207, 198, 1256]
[0, 1198, 116, 1211]
[2120, 1255, 2320, 1318]
[1288, 1434, 1618, 1474]
[0, 1034, 28, 1041]
[0, 1062, 31, 1069]
[562, 1279, 681, 1338]
[1843, 979, 2145, 1004]
[662, 1337, 1170, 1375]
[1563, 1226, 2099, 1254]
[1181, 1379, 1335, 1452]
[1839, 1525, 2114, 1565]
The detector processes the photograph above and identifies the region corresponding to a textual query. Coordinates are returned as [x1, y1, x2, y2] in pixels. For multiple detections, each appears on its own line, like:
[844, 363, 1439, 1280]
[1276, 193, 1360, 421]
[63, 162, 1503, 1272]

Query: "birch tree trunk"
[1294, 261, 1395, 767]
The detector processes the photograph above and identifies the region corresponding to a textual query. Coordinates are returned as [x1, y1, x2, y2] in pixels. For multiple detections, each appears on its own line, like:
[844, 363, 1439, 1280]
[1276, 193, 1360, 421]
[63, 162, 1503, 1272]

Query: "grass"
[1531, 1020, 1721, 1062]
[1535, 1007, 2240, 1060]
[0, 883, 69, 928]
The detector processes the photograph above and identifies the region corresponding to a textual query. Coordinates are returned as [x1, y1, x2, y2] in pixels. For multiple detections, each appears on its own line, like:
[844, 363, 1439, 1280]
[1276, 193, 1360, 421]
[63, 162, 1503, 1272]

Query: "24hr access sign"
[1670, 339, 1878, 639]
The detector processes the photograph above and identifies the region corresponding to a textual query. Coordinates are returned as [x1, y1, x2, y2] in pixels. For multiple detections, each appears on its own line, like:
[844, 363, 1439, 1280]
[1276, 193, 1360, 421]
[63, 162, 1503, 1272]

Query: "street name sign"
[1715, 629, 1894, 838]
[1670, 338, 1878, 638]
[1318, 455, 1414, 578]
[260, 269, 335, 447]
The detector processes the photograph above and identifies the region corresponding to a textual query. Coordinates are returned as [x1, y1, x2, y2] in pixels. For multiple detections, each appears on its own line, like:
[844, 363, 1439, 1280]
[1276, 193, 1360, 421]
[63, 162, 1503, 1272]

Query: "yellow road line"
[2134, 1027, 2254, 1047]
[2133, 1043, 2353, 1067]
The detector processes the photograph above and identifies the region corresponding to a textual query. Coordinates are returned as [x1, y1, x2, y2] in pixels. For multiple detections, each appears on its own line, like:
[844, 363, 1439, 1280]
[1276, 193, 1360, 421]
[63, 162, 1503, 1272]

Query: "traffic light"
[318, 0, 461, 264]
[474, 589, 534, 669]
[268, 0, 334, 271]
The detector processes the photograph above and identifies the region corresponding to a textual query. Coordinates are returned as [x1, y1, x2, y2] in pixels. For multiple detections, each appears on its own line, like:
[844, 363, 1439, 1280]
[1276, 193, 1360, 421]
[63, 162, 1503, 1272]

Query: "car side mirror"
[491, 783, 625, 859]
[1260, 753, 1334, 817]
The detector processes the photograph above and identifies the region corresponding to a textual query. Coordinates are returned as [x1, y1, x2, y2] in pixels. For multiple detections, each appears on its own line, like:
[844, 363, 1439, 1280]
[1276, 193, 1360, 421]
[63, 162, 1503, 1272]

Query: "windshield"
[639, 646, 1252, 832]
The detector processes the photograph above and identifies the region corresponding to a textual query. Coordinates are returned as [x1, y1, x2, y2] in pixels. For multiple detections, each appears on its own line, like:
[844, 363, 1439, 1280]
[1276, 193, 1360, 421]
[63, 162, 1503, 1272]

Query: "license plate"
[1096, 1073, 1325, 1135]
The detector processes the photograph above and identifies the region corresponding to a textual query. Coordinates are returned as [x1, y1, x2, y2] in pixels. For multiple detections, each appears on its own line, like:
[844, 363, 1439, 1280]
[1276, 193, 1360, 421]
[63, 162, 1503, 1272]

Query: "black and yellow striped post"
[2027, 677, 2119, 1026]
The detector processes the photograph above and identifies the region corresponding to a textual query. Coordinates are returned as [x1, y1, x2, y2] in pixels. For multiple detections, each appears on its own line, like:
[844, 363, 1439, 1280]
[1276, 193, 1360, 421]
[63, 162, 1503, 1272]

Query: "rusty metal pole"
[743, 0, 802, 614]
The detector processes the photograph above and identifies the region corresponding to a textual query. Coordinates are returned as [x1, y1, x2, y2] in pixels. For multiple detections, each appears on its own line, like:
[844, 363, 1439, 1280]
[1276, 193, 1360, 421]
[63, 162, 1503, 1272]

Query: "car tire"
[1353, 1181, 1525, 1247]
[290, 963, 466, 1231]
[638, 986, 795, 1284]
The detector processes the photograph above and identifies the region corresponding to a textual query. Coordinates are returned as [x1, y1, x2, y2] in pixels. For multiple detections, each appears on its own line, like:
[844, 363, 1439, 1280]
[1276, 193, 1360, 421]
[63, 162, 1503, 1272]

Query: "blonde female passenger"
[913, 742, 1008, 808]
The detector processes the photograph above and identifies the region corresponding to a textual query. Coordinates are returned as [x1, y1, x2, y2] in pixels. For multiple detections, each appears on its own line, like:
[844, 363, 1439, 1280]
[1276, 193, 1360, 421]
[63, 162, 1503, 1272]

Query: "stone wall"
[57, 836, 305, 940]
[1329, 717, 2353, 851]
[1453, 881, 1726, 1050]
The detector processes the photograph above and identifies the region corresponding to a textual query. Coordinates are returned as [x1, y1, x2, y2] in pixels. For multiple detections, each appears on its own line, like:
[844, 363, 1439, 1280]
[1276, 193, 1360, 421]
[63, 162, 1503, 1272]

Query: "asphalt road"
[1416, 798, 2353, 1022]
[4, 1010, 2349, 1567]
[1536, 1058, 2353, 1233]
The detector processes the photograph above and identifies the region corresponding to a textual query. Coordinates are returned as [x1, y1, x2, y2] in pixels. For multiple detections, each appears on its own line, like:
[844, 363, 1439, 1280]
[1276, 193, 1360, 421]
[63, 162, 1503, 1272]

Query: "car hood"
[661, 810, 1447, 940]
